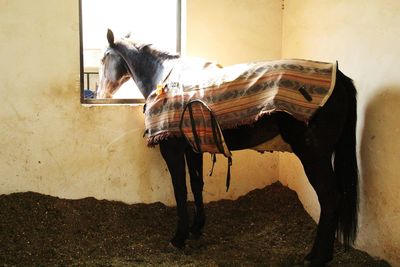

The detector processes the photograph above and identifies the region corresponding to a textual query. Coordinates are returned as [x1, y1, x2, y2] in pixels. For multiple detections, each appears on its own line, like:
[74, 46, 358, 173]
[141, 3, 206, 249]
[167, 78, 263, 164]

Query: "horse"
[97, 29, 359, 267]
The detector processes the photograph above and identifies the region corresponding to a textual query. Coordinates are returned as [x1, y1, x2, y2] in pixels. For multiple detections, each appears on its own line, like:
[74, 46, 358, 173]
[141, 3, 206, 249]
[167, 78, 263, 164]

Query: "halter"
[104, 47, 139, 86]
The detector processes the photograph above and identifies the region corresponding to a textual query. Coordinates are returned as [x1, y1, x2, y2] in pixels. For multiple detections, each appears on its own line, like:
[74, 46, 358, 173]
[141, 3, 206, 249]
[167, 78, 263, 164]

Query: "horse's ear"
[140, 44, 152, 52]
[107, 29, 115, 46]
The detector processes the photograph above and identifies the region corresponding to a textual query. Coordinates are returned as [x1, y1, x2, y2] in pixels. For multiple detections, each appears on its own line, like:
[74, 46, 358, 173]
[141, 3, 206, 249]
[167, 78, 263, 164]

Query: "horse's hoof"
[165, 242, 184, 253]
[303, 259, 327, 267]
[189, 230, 202, 240]
[187, 234, 206, 250]
[170, 236, 186, 250]
[164, 242, 177, 253]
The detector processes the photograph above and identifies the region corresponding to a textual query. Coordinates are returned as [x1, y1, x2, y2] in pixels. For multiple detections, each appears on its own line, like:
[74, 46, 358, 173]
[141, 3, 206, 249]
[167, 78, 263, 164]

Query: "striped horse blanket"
[144, 58, 337, 155]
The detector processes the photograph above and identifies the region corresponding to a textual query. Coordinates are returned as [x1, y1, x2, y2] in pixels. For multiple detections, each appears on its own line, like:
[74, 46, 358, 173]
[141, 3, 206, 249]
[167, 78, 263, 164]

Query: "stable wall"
[280, 1, 400, 265]
[0, 1, 281, 205]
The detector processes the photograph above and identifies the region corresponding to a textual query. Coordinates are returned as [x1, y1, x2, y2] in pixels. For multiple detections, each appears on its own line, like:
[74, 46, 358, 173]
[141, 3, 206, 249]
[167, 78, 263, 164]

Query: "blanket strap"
[226, 157, 232, 192]
[209, 154, 217, 176]
[180, 99, 233, 191]
[188, 103, 202, 153]
[208, 154, 232, 192]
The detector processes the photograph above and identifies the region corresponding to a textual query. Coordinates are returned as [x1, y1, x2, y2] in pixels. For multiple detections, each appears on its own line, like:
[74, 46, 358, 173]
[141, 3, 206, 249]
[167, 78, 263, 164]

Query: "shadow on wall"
[359, 87, 400, 264]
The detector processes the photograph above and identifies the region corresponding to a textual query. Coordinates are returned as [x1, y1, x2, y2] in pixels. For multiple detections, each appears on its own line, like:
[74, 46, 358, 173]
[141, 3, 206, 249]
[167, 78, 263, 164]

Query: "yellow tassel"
[155, 84, 164, 95]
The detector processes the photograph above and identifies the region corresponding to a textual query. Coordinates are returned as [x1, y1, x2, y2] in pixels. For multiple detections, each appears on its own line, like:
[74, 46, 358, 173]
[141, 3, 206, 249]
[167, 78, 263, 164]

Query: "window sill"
[81, 98, 145, 106]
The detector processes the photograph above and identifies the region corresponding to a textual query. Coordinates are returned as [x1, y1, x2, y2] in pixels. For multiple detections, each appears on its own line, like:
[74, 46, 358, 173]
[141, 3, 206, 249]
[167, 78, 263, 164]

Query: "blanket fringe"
[146, 113, 273, 146]
[146, 131, 181, 147]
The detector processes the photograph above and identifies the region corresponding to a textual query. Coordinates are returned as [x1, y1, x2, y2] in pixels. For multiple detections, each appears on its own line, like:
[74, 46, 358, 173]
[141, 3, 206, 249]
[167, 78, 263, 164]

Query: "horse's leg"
[277, 113, 342, 266]
[300, 156, 340, 265]
[185, 147, 205, 238]
[159, 138, 189, 249]
[289, 146, 340, 265]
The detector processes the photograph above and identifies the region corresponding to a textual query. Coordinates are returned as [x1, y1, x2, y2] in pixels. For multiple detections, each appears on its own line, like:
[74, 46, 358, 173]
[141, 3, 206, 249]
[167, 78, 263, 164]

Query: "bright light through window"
[80, 0, 180, 102]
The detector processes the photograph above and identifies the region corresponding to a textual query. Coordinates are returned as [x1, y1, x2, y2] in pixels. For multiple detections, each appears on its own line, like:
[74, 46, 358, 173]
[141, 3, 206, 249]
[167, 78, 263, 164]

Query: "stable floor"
[0, 183, 389, 266]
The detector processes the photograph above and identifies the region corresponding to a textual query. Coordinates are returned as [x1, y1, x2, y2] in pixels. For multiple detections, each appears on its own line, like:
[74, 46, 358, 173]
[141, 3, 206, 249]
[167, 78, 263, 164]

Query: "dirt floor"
[0, 182, 390, 267]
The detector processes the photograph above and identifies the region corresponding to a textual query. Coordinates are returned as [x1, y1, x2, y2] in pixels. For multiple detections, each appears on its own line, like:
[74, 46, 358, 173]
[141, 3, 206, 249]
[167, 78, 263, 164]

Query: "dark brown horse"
[97, 29, 359, 267]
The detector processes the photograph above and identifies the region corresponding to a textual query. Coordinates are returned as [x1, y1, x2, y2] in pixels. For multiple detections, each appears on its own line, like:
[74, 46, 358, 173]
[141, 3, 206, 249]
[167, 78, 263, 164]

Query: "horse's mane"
[141, 44, 180, 61]
[113, 38, 180, 62]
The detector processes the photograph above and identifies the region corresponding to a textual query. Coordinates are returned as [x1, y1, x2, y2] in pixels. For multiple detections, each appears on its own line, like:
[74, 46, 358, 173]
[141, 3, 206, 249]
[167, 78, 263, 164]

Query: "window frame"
[79, 0, 182, 105]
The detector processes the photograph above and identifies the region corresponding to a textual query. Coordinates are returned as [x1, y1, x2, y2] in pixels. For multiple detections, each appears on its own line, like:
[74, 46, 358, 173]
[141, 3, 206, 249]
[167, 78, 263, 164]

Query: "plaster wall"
[0, 0, 281, 205]
[280, 1, 400, 265]
[186, 0, 282, 65]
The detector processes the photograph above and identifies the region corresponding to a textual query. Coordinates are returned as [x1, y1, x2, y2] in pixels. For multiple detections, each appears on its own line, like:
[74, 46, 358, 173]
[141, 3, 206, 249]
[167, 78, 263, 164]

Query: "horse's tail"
[334, 71, 359, 247]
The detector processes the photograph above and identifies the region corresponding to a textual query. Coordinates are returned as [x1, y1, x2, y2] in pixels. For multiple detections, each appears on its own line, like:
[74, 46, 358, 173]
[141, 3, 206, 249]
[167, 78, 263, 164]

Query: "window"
[79, 0, 182, 104]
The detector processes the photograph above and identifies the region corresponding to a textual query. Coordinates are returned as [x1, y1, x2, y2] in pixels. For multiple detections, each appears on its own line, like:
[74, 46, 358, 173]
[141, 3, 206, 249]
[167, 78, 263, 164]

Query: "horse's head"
[97, 29, 180, 99]
[96, 30, 132, 99]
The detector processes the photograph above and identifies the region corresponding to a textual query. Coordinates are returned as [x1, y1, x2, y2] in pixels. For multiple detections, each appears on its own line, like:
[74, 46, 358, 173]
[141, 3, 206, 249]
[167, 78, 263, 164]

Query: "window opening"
[79, 0, 181, 104]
